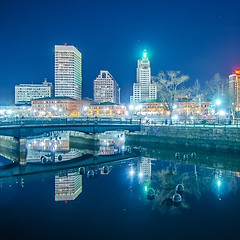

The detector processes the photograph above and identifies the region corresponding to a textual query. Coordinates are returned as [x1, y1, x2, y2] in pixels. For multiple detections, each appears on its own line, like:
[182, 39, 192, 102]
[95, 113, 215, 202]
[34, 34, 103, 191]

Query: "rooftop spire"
[142, 49, 148, 60]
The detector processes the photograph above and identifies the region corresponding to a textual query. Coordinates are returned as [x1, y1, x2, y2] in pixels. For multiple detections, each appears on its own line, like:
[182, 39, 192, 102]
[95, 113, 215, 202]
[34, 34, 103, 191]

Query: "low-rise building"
[15, 78, 53, 105]
[31, 97, 82, 116]
[88, 102, 126, 116]
[130, 100, 211, 119]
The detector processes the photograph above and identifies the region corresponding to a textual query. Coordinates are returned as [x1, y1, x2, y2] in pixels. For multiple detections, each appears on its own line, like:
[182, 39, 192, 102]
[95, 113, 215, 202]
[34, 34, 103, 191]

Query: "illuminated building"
[55, 169, 82, 201]
[139, 101, 210, 117]
[0, 105, 33, 117]
[88, 102, 126, 116]
[55, 44, 82, 100]
[130, 50, 157, 103]
[31, 97, 82, 116]
[94, 70, 120, 104]
[229, 69, 240, 111]
[140, 102, 166, 115]
[15, 78, 53, 105]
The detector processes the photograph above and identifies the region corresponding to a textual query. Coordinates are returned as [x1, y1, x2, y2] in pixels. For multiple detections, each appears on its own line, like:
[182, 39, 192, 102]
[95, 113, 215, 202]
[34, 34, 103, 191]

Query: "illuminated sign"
[235, 69, 240, 75]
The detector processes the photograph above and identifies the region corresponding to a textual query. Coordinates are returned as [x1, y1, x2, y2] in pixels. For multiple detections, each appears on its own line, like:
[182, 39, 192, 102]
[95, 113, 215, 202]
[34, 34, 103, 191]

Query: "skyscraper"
[54, 44, 82, 100]
[94, 70, 120, 104]
[229, 69, 240, 111]
[130, 50, 157, 103]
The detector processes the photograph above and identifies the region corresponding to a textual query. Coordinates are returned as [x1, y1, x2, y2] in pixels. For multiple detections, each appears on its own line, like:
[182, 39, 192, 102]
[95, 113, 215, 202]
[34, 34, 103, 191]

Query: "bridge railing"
[2, 115, 240, 128]
[0, 116, 142, 127]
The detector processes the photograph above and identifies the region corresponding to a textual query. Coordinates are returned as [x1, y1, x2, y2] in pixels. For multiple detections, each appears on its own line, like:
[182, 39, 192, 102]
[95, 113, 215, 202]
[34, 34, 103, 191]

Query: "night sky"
[1, 0, 240, 105]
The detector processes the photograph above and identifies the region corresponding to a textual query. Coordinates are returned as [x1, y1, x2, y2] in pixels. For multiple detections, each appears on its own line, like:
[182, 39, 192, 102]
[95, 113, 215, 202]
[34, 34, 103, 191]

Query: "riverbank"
[126, 125, 240, 153]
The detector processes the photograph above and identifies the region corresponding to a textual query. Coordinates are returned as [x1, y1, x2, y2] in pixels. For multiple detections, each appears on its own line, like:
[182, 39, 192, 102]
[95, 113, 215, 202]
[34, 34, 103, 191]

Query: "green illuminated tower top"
[142, 49, 148, 60]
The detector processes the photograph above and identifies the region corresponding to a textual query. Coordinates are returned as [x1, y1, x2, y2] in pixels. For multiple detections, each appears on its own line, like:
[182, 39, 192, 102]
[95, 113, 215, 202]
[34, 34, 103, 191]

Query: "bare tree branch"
[153, 71, 189, 123]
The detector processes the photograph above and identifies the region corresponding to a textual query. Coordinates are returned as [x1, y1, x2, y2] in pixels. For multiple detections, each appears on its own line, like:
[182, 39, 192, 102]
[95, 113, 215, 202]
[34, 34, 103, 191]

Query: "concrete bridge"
[0, 116, 141, 138]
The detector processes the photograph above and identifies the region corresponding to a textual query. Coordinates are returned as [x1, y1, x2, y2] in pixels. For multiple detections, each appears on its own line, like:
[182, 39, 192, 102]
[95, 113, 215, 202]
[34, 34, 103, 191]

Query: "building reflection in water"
[98, 131, 126, 155]
[54, 163, 113, 202]
[55, 169, 82, 202]
[26, 131, 85, 164]
[27, 131, 70, 152]
[0, 130, 130, 167]
[0, 136, 19, 162]
[25, 130, 128, 164]
[138, 157, 152, 182]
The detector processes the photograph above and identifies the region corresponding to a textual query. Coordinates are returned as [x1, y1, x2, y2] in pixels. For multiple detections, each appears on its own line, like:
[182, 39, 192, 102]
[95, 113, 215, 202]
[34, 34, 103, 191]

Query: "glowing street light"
[219, 110, 226, 116]
[138, 172, 143, 178]
[216, 99, 221, 106]
[173, 115, 179, 120]
[129, 104, 134, 110]
[129, 170, 134, 176]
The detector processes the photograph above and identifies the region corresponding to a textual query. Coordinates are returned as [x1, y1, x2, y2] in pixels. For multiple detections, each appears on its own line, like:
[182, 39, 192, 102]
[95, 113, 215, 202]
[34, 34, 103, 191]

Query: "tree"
[190, 79, 203, 118]
[204, 73, 230, 123]
[152, 70, 189, 124]
[204, 73, 228, 101]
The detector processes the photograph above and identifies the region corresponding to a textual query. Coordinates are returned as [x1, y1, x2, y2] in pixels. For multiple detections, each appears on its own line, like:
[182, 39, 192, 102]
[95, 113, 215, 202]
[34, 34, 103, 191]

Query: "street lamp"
[83, 106, 88, 116]
[129, 104, 134, 110]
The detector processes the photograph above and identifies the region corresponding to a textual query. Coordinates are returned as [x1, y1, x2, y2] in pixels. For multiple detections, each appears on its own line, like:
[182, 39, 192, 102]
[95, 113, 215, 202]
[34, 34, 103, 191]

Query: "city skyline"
[1, 0, 240, 104]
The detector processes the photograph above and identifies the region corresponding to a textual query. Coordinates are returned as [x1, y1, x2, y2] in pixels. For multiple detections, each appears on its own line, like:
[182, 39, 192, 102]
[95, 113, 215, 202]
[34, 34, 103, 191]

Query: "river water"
[0, 131, 239, 240]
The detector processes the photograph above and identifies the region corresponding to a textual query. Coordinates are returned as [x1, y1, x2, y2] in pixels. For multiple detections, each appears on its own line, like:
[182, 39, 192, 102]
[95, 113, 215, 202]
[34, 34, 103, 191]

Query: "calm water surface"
[0, 132, 240, 240]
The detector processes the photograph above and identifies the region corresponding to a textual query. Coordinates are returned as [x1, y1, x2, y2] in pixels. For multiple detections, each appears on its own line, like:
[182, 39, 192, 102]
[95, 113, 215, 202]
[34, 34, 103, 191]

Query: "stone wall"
[126, 125, 240, 152]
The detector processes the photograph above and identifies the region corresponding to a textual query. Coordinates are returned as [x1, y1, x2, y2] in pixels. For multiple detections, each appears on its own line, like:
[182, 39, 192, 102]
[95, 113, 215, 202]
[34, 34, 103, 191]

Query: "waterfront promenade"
[127, 124, 240, 153]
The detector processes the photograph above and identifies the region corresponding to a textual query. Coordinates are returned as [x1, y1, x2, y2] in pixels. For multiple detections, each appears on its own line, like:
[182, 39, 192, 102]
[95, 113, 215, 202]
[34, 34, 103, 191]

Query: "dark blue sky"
[1, 0, 240, 104]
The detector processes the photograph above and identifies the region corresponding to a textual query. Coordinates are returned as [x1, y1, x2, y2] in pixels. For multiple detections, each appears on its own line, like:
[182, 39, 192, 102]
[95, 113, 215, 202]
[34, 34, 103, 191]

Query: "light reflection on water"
[0, 131, 240, 239]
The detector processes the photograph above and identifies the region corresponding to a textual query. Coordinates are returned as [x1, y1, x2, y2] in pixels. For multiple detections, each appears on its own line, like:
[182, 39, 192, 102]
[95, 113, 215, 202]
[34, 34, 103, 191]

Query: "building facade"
[94, 70, 120, 104]
[130, 50, 157, 103]
[15, 78, 53, 105]
[229, 70, 240, 111]
[54, 44, 82, 100]
[87, 102, 126, 116]
[31, 97, 82, 116]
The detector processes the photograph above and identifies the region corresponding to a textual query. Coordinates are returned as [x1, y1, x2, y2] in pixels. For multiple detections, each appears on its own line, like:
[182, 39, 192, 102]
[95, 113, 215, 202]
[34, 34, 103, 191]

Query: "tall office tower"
[229, 69, 240, 111]
[55, 169, 82, 201]
[54, 44, 82, 100]
[15, 78, 53, 105]
[94, 70, 120, 104]
[130, 50, 157, 103]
